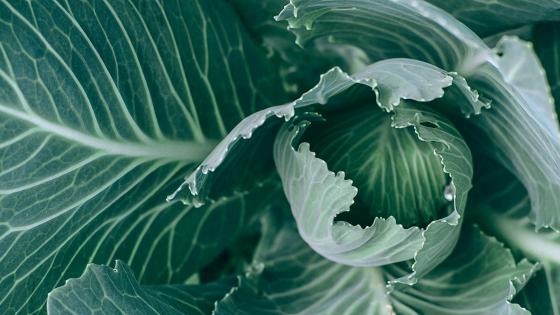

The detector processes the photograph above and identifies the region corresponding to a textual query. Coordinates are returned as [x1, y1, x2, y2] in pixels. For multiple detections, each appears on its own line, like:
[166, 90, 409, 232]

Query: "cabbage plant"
[1, 0, 560, 314]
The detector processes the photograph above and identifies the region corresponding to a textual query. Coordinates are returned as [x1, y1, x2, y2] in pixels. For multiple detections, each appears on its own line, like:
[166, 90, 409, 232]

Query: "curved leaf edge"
[277, 101, 473, 287]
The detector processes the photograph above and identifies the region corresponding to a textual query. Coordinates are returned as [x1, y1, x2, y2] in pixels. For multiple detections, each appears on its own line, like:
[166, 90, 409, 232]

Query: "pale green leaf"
[274, 0, 560, 231]
[168, 66, 364, 207]
[493, 35, 558, 132]
[534, 22, 560, 127]
[467, 62, 560, 230]
[215, 213, 534, 315]
[275, 0, 493, 74]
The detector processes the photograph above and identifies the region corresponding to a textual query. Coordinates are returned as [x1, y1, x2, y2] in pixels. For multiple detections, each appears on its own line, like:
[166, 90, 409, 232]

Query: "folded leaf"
[275, 0, 492, 74]
[168, 66, 362, 206]
[467, 61, 560, 230]
[273, 100, 473, 283]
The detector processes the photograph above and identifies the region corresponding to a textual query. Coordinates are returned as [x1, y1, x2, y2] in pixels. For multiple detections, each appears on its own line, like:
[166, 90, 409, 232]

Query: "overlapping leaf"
[275, 0, 492, 73]
[272, 59, 479, 284]
[171, 57, 484, 284]
[3, 0, 560, 313]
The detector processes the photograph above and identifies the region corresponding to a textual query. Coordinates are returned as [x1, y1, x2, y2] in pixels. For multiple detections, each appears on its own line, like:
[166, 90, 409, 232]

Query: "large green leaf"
[473, 162, 560, 315]
[0, 0, 287, 313]
[275, 0, 492, 74]
[426, 0, 560, 37]
[47, 260, 234, 315]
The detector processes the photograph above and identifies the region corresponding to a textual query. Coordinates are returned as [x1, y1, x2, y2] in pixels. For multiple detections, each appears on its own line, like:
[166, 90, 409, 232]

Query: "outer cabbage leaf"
[467, 61, 560, 230]
[0, 0, 287, 313]
[460, 34, 560, 231]
[426, 0, 560, 37]
[275, 0, 493, 74]
[386, 225, 536, 315]
[493, 36, 558, 132]
[473, 162, 560, 315]
[534, 22, 560, 126]
[47, 260, 234, 315]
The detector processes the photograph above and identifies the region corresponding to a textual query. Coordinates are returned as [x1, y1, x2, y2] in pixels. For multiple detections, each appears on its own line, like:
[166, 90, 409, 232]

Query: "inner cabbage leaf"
[304, 105, 449, 228]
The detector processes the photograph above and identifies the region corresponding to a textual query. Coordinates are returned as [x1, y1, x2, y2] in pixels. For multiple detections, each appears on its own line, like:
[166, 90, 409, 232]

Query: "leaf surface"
[47, 261, 234, 315]
[0, 0, 286, 313]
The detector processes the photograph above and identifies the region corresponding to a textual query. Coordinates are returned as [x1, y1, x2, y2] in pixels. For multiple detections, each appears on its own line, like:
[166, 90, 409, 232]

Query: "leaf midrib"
[491, 213, 560, 264]
[0, 103, 217, 162]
